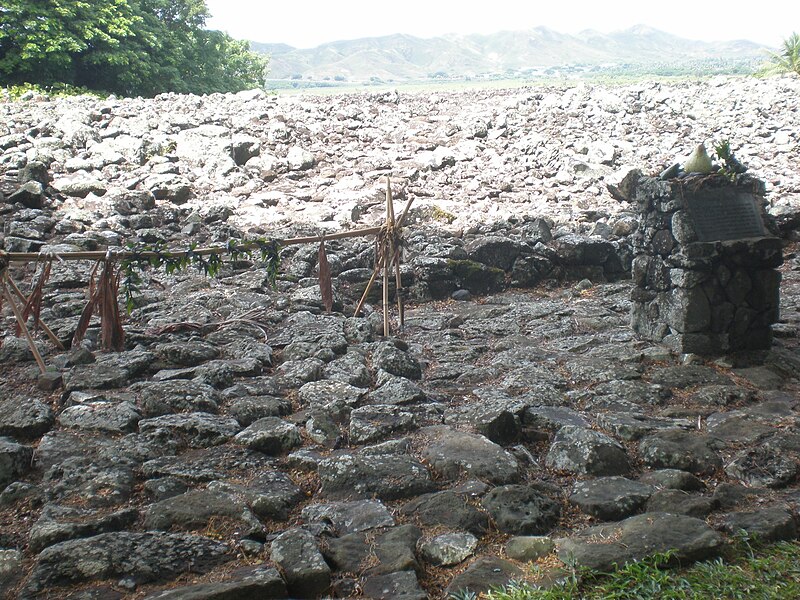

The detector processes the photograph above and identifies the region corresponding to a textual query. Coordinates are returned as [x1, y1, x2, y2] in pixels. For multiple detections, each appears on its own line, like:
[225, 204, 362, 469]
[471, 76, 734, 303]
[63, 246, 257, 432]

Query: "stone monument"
[630, 175, 783, 354]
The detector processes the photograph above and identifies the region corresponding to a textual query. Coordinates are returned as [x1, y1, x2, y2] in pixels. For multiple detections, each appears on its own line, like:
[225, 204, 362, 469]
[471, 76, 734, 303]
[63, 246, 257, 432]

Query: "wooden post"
[1, 275, 47, 374]
[6, 276, 65, 350]
[382, 177, 394, 337]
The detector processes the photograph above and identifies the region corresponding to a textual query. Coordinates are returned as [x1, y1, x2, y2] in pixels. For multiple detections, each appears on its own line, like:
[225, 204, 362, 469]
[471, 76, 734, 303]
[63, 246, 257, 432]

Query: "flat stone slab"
[269, 311, 348, 352]
[569, 477, 654, 521]
[57, 401, 141, 433]
[234, 417, 301, 455]
[417, 426, 520, 484]
[141, 566, 287, 599]
[301, 499, 395, 535]
[138, 413, 241, 448]
[481, 484, 561, 535]
[647, 365, 734, 388]
[445, 556, 524, 598]
[556, 512, 724, 572]
[141, 446, 274, 482]
[639, 430, 724, 475]
[129, 380, 220, 417]
[718, 506, 798, 542]
[596, 412, 690, 441]
[318, 453, 435, 500]
[29, 504, 139, 553]
[646, 489, 716, 518]
[22, 532, 231, 594]
[400, 490, 489, 534]
[208, 471, 304, 520]
[143, 489, 262, 536]
[322, 524, 421, 576]
[361, 571, 427, 600]
[725, 445, 799, 488]
[0, 397, 54, 438]
[544, 425, 631, 476]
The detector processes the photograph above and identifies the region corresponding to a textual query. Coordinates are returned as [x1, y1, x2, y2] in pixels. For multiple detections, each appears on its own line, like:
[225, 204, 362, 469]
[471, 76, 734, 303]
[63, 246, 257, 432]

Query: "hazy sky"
[205, 0, 795, 48]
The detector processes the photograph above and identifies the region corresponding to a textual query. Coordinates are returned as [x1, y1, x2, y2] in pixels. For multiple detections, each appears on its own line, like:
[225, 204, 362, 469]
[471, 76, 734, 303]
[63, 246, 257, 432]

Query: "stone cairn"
[630, 174, 783, 355]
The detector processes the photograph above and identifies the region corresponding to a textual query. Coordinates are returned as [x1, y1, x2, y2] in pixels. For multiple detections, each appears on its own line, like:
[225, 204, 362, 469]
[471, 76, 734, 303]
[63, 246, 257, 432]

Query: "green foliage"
[484, 540, 800, 600]
[760, 32, 800, 76]
[120, 238, 281, 313]
[713, 139, 748, 181]
[3, 82, 107, 100]
[0, 0, 268, 96]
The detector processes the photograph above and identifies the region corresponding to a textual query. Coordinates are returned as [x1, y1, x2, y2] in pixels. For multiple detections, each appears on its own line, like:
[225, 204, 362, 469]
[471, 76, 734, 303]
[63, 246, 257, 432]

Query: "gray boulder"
[556, 512, 724, 571]
[143, 489, 262, 537]
[349, 405, 416, 444]
[418, 426, 520, 484]
[445, 556, 523, 598]
[0, 437, 33, 488]
[234, 417, 301, 455]
[301, 500, 395, 535]
[419, 532, 478, 566]
[545, 425, 631, 476]
[569, 477, 654, 521]
[481, 485, 561, 535]
[29, 504, 138, 553]
[0, 397, 54, 438]
[318, 453, 435, 500]
[131, 380, 220, 417]
[22, 532, 231, 594]
[138, 413, 241, 448]
[270, 528, 330, 599]
[142, 566, 287, 599]
[719, 506, 798, 542]
[639, 430, 723, 475]
[361, 571, 427, 600]
[372, 342, 423, 380]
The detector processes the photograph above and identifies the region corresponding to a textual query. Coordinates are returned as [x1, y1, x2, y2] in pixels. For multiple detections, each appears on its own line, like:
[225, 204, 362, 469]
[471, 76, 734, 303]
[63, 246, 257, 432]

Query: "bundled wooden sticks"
[0, 176, 414, 372]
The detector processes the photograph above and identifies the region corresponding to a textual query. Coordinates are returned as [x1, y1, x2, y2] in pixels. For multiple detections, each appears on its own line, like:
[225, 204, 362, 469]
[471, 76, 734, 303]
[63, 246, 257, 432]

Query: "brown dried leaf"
[318, 240, 333, 313]
[71, 260, 125, 351]
[99, 262, 125, 351]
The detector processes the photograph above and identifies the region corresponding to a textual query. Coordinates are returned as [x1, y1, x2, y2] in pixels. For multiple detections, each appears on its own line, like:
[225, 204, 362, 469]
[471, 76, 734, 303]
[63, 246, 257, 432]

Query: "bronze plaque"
[685, 189, 767, 242]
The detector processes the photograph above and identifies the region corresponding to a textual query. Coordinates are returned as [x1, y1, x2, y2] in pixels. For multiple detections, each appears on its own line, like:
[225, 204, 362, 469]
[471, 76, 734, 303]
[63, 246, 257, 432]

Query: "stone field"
[1, 76, 800, 598]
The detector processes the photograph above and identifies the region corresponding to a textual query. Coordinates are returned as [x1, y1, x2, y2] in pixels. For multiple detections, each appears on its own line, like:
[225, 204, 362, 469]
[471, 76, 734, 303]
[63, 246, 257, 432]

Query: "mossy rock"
[448, 259, 506, 295]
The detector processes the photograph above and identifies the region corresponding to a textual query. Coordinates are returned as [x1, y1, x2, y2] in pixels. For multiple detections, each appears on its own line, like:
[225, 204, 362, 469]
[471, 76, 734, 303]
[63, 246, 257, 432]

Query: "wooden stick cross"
[0, 177, 413, 373]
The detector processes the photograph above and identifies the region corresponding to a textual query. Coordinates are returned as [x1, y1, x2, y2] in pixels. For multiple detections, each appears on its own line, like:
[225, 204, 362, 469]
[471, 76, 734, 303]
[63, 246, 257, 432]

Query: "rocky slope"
[1, 76, 800, 598]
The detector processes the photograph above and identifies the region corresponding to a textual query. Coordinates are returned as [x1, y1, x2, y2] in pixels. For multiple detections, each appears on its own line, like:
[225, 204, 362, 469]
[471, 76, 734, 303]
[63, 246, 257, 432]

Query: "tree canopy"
[0, 0, 268, 96]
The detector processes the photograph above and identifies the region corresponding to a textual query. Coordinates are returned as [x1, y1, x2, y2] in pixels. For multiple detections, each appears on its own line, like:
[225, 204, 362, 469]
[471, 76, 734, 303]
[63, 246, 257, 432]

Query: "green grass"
[3, 82, 108, 100]
[478, 539, 800, 600]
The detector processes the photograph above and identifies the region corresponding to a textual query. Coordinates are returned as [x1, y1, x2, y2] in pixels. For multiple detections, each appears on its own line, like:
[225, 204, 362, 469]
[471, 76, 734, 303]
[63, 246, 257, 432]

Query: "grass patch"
[477, 539, 800, 600]
[2, 82, 108, 101]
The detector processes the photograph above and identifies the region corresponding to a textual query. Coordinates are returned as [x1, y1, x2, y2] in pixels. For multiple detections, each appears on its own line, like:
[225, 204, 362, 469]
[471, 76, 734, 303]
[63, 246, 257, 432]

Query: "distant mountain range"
[250, 25, 767, 84]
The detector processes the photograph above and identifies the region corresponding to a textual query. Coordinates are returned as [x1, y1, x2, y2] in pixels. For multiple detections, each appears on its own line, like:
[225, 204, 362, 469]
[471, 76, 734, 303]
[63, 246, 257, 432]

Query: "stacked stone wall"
[631, 176, 783, 354]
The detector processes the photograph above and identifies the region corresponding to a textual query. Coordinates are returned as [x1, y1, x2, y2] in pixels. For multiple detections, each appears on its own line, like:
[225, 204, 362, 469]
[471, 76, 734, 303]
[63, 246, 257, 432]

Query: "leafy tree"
[0, 0, 138, 84]
[0, 0, 268, 96]
[761, 32, 800, 76]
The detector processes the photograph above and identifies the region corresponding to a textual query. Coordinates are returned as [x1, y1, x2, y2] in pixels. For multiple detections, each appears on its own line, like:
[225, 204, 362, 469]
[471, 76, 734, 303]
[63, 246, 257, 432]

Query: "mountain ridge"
[250, 25, 766, 82]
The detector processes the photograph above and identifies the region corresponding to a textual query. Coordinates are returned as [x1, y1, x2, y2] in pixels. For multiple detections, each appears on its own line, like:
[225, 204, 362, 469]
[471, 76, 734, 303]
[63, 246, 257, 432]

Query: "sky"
[204, 0, 796, 49]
